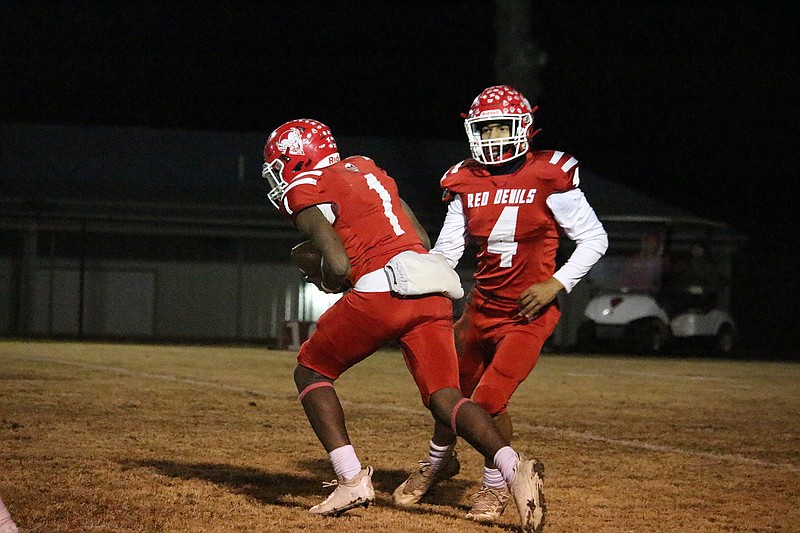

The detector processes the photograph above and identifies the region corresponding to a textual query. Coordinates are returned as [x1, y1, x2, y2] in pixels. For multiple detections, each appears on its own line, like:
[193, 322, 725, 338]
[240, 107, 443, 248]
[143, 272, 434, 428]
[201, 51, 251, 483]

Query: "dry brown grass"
[1, 340, 798, 532]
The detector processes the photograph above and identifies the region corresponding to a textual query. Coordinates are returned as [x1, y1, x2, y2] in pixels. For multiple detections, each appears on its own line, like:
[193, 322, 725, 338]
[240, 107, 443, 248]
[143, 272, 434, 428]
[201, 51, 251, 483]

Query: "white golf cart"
[576, 218, 739, 355]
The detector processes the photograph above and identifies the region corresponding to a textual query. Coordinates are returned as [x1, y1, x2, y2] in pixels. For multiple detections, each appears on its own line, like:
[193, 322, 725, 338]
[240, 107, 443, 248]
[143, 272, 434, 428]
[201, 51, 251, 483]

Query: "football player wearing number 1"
[263, 118, 549, 531]
[393, 86, 608, 524]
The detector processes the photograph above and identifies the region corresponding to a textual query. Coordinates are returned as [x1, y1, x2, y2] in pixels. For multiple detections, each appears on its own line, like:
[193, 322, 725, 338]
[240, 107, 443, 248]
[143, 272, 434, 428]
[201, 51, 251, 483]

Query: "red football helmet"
[463, 85, 539, 165]
[262, 119, 341, 208]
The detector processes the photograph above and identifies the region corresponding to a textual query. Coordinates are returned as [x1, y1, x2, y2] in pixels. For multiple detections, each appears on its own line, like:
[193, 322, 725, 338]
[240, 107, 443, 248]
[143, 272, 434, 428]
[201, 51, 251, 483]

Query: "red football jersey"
[441, 150, 579, 305]
[283, 155, 427, 283]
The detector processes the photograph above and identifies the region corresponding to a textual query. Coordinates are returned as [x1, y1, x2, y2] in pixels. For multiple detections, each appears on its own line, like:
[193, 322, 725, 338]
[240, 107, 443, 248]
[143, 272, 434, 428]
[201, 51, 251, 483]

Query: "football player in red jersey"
[393, 86, 609, 524]
[263, 118, 548, 531]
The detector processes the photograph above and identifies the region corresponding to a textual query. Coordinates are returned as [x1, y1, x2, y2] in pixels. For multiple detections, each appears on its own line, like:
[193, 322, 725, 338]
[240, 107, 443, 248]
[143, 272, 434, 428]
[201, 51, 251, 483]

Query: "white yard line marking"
[520, 423, 800, 473]
[564, 371, 728, 382]
[13, 355, 290, 398]
[12, 355, 800, 474]
[620, 371, 729, 381]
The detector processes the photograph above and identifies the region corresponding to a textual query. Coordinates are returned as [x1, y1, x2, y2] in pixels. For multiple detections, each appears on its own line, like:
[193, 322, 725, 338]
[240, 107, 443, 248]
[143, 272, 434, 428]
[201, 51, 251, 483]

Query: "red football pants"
[297, 290, 459, 406]
[455, 292, 561, 416]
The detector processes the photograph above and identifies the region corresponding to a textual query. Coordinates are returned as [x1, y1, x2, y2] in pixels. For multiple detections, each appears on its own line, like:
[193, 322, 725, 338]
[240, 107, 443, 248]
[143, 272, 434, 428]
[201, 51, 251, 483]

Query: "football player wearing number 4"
[393, 86, 609, 524]
[262, 118, 551, 532]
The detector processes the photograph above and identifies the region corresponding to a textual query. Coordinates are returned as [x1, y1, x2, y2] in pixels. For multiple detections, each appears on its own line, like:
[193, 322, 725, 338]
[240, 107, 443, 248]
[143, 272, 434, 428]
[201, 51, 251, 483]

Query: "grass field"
[1, 340, 798, 532]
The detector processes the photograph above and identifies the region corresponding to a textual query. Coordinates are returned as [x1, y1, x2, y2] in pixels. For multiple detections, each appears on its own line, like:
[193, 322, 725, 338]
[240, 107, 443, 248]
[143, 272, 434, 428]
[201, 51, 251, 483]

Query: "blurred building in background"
[0, 123, 746, 351]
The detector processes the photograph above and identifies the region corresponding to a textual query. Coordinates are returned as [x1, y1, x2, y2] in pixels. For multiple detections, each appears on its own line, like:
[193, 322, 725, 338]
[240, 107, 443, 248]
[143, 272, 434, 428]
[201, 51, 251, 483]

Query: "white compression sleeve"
[430, 194, 467, 269]
[546, 188, 609, 293]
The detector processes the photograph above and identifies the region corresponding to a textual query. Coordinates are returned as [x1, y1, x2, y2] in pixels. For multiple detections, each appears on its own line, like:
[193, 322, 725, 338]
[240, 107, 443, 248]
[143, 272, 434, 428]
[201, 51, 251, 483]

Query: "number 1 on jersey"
[364, 173, 405, 236]
[487, 206, 519, 267]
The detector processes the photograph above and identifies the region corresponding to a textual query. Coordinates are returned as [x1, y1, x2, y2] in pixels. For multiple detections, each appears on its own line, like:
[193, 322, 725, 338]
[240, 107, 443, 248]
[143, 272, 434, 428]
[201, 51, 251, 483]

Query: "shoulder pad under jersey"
[529, 150, 581, 191]
[440, 158, 483, 189]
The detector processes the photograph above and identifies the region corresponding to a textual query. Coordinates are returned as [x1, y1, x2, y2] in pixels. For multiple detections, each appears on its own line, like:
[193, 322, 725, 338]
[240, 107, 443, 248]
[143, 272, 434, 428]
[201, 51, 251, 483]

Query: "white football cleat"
[465, 484, 510, 523]
[507, 455, 546, 532]
[309, 466, 375, 517]
[392, 450, 460, 506]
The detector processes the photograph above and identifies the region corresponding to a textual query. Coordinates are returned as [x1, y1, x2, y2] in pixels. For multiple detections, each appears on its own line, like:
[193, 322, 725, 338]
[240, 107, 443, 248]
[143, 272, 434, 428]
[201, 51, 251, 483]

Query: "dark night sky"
[1, 1, 798, 252]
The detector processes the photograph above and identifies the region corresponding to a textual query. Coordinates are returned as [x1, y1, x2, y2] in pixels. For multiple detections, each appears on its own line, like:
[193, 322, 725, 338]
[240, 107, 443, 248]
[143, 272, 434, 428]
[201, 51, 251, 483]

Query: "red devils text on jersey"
[441, 150, 579, 307]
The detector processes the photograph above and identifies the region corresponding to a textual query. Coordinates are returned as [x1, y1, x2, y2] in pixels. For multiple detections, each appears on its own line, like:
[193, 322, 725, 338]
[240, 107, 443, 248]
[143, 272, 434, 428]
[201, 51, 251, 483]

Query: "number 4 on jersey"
[487, 206, 519, 267]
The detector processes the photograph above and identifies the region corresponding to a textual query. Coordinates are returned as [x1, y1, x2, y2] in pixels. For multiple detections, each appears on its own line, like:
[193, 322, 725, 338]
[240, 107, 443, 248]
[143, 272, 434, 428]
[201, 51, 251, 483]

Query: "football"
[291, 240, 322, 280]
